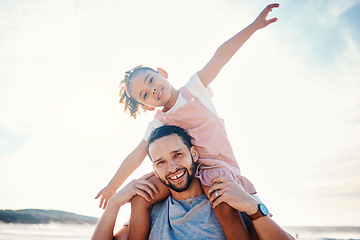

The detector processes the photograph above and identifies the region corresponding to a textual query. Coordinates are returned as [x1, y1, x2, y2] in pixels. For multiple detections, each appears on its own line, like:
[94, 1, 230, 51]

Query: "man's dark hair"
[146, 125, 193, 159]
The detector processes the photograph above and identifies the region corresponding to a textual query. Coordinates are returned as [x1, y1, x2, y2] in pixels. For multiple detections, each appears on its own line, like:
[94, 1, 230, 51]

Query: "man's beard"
[159, 157, 197, 192]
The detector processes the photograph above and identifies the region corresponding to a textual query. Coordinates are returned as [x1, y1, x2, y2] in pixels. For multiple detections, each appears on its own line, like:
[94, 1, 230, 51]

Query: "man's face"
[148, 134, 198, 192]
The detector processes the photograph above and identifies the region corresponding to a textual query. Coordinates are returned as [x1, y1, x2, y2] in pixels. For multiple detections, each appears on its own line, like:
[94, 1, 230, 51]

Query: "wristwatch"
[248, 203, 269, 221]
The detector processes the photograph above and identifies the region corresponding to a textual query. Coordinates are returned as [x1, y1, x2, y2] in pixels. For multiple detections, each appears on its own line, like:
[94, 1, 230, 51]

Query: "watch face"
[259, 203, 269, 216]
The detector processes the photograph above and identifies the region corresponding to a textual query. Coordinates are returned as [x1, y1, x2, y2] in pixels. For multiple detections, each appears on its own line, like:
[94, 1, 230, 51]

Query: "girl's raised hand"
[95, 186, 117, 209]
[252, 3, 279, 30]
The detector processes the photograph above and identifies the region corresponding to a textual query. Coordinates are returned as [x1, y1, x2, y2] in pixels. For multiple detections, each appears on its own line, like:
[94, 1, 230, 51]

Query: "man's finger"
[132, 181, 156, 198]
[135, 179, 158, 193]
[135, 189, 152, 201]
[210, 176, 229, 185]
[140, 172, 155, 180]
[212, 196, 223, 209]
[137, 179, 159, 194]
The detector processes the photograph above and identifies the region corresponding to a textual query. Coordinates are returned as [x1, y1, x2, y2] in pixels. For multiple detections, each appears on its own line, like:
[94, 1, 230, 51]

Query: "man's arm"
[91, 173, 158, 240]
[208, 176, 294, 240]
[198, 3, 279, 88]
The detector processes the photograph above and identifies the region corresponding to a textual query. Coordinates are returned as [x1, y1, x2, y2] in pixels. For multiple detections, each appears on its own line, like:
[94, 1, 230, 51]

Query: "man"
[92, 126, 294, 240]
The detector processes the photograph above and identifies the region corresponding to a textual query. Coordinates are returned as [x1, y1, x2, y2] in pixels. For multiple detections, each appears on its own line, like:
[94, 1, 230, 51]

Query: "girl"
[96, 3, 279, 240]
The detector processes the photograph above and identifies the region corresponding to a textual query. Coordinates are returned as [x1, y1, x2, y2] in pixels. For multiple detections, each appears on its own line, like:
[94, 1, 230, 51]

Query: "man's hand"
[252, 3, 279, 30]
[108, 172, 159, 207]
[207, 176, 259, 215]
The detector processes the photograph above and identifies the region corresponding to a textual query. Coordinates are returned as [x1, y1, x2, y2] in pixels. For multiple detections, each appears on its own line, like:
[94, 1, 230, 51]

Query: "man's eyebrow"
[153, 148, 184, 163]
[153, 157, 163, 163]
[171, 148, 183, 153]
[139, 74, 151, 99]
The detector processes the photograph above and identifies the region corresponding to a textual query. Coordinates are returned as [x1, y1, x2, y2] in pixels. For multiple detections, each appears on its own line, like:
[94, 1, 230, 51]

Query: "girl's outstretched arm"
[198, 3, 279, 87]
[95, 139, 148, 209]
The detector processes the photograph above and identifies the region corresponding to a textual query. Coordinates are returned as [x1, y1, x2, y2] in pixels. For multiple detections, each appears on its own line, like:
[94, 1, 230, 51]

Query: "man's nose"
[168, 160, 178, 172]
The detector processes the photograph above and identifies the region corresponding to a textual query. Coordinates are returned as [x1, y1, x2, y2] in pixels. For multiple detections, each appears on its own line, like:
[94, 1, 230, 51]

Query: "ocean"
[0, 223, 359, 240]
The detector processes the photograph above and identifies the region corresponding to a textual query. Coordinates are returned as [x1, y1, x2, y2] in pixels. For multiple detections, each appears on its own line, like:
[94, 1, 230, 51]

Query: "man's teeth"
[169, 171, 185, 180]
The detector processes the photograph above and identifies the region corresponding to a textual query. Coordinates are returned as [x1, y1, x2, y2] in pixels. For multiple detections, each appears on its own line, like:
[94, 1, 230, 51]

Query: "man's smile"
[168, 170, 186, 182]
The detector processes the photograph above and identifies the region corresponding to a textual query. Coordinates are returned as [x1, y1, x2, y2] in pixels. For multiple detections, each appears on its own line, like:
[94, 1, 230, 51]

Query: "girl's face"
[130, 69, 174, 109]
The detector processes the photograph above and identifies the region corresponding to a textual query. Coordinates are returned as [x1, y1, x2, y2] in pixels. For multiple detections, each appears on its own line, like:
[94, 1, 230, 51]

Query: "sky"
[0, 0, 359, 227]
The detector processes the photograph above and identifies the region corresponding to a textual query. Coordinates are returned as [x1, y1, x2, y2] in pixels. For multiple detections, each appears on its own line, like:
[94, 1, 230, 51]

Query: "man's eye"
[157, 161, 164, 166]
[175, 153, 182, 157]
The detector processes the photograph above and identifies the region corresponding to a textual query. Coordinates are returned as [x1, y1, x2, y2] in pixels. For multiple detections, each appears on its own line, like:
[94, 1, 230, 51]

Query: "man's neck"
[170, 178, 204, 200]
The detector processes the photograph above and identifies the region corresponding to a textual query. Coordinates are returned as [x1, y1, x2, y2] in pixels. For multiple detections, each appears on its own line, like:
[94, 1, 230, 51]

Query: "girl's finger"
[95, 192, 101, 199]
[266, 3, 280, 10]
[267, 18, 278, 24]
[99, 198, 104, 209]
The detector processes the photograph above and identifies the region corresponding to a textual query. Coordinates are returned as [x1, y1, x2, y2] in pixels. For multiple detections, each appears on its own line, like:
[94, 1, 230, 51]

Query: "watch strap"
[248, 209, 263, 221]
[248, 204, 266, 221]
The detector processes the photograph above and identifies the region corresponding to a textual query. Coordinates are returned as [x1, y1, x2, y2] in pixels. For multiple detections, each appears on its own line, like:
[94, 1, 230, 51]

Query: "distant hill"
[0, 209, 99, 224]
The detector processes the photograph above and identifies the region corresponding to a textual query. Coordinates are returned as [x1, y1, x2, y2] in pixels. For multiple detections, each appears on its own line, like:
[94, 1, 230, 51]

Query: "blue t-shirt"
[148, 194, 250, 240]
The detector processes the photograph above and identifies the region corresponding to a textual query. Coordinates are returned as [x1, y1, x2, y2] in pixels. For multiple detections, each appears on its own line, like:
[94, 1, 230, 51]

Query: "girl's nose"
[152, 87, 156, 95]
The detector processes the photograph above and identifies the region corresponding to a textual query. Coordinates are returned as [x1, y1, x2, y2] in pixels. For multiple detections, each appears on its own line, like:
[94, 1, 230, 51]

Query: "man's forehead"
[149, 134, 186, 154]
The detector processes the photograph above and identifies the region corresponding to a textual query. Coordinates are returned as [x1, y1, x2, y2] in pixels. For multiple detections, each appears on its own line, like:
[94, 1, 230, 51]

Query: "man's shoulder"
[150, 196, 171, 215]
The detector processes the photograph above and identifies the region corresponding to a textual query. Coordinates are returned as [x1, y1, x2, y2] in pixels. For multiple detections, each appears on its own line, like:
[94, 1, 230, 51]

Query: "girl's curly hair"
[119, 66, 156, 119]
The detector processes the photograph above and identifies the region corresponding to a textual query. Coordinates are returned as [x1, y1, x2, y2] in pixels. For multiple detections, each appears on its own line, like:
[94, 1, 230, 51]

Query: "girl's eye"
[149, 77, 153, 84]
[144, 93, 148, 100]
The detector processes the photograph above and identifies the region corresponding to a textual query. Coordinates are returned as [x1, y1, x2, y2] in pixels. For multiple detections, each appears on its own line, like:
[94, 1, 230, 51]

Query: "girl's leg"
[202, 183, 250, 240]
[128, 174, 170, 240]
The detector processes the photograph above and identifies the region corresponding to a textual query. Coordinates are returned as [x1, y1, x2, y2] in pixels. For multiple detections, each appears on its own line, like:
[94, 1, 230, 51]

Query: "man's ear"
[141, 105, 155, 111]
[190, 146, 199, 162]
[157, 68, 168, 79]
